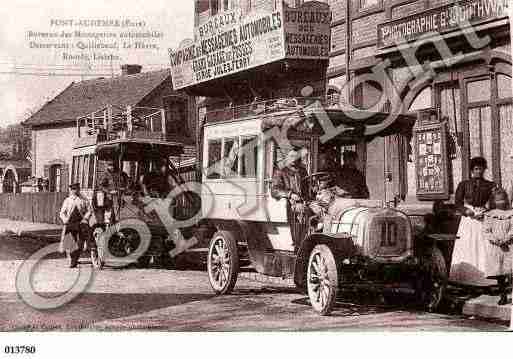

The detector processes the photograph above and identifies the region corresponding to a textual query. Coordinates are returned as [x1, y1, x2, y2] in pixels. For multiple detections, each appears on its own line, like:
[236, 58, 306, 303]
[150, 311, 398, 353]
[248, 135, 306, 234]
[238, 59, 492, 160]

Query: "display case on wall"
[414, 108, 450, 201]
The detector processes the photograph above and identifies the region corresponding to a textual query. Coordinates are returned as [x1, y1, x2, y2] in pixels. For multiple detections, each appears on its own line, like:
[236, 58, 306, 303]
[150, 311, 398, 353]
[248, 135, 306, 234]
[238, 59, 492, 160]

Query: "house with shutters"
[23, 65, 196, 192]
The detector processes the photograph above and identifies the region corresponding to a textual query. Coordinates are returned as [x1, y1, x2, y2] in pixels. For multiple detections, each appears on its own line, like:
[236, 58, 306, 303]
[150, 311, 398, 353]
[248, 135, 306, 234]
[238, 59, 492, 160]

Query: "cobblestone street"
[0, 234, 508, 331]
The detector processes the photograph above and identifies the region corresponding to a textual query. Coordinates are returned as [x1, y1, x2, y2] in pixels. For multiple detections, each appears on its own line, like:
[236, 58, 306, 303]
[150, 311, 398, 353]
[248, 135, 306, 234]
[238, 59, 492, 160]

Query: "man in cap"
[271, 146, 310, 246]
[142, 159, 177, 198]
[336, 150, 369, 199]
[59, 182, 95, 268]
[271, 146, 308, 204]
[100, 162, 129, 192]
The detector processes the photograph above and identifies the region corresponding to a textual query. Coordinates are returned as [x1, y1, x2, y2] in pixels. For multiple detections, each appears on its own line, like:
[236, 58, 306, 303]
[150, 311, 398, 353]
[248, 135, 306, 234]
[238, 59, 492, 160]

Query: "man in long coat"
[59, 182, 94, 268]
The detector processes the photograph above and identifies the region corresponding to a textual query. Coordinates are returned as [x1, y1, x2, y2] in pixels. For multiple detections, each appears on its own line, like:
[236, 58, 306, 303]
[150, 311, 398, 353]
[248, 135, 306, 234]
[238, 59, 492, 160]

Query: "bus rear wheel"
[207, 231, 239, 295]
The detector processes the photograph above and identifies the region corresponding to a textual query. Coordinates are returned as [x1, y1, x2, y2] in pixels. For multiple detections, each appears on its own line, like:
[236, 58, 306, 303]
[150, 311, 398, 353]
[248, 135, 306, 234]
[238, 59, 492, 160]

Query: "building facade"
[186, 0, 511, 206]
[324, 0, 511, 205]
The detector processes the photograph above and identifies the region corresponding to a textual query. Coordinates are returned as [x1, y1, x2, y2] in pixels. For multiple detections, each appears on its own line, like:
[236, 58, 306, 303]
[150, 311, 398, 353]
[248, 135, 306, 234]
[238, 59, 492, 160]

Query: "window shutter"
[61, 164, 70, 192]
[43, 165, 50, 180]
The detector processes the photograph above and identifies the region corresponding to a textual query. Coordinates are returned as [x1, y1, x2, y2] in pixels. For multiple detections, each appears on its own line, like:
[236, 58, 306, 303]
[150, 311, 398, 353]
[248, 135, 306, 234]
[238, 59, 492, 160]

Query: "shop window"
[499, 103, 513, 192]
[439, 85, 462, 192]
[468, 106, 493, 180]
[466, 78, 491, 103]
[206, 139, 222, 179]
[440, 86, 462, 134]
[223, 137, 239, 178]
[241, 136, 259, 178]
[497, 74, 513, 99]
[409, 87, 432, 112]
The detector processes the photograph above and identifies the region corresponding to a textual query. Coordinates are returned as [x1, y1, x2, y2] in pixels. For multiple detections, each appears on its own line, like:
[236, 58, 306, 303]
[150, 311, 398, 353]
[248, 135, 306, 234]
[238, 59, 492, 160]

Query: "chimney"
[121, 64, 142, 75]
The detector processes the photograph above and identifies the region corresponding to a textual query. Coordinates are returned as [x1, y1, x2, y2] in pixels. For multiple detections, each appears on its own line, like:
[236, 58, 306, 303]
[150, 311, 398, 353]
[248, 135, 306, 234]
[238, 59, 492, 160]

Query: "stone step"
[462, 295, 512, 323]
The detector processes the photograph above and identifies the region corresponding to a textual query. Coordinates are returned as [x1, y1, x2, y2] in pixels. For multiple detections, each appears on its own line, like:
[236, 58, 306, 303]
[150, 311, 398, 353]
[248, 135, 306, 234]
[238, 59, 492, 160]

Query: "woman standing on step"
[450, 157, 496, 284]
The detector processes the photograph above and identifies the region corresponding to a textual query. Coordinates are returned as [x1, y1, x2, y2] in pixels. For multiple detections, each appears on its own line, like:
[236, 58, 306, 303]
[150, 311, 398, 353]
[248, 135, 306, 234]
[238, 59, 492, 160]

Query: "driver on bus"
[142, 159, 178, 199]
[317, 148, 369, 199]
[271, 147, 310, 245]
[101, 162, 129, 193]
[271, 147, 308, 211]
[337, 151, 369, 199]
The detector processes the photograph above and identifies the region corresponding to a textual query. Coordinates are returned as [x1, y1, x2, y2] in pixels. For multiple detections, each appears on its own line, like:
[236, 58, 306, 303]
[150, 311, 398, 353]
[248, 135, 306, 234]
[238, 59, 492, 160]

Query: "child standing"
[482, 189, 513, 305]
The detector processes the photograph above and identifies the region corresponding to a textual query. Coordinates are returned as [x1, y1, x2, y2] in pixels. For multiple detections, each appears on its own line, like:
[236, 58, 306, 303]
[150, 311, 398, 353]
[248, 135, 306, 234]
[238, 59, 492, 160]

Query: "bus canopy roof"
[95, 138, 184, 161]
[261, 107, 416, 144]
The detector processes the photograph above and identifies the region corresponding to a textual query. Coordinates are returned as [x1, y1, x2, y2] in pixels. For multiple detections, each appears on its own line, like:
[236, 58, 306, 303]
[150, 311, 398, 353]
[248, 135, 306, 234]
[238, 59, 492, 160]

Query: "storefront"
[373, 0, 512, 205]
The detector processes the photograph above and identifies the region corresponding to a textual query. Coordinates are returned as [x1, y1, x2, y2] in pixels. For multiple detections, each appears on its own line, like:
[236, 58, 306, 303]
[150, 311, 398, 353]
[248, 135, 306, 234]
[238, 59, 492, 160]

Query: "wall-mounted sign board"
[169, 1, 331, 90]
[414, 109, 450, 200]
[377, 0, 509, 48]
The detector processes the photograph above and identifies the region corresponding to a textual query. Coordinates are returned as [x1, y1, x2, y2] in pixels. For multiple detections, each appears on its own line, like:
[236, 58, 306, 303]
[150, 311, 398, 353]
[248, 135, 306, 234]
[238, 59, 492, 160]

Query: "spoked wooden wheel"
[307, 244, 338, 315]
[207, 231, 239, 294]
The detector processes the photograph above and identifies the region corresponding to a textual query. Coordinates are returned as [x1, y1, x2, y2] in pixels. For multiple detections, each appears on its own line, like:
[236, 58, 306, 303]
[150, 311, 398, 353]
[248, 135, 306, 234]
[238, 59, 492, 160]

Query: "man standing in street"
[59, 182, 95, 268]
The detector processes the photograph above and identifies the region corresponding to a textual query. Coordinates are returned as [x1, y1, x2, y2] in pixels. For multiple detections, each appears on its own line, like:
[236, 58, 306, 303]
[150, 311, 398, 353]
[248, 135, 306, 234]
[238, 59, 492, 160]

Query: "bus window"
[223, 137, 239, 178]
[241, 136, 259, 178]
[206, 139, 222, 179]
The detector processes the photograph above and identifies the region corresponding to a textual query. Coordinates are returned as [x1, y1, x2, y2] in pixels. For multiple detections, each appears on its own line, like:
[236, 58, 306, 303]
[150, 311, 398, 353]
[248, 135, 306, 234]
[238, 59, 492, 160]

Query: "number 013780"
[4, 345, 36, 354]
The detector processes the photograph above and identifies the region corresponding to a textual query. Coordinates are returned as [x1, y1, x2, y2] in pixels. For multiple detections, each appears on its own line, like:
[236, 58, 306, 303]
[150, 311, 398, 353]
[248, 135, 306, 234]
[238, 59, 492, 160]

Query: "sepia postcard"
[0, 0, 512, 356]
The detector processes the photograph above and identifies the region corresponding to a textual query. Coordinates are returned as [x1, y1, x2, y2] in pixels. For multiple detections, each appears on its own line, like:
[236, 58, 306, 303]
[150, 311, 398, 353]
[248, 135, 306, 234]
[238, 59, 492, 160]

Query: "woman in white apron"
[450, 157, 496, 285]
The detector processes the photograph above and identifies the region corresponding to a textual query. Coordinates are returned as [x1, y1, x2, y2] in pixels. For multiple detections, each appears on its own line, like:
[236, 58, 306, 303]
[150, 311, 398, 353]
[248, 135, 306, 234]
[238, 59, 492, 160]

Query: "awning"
[261, 106, 416, 144]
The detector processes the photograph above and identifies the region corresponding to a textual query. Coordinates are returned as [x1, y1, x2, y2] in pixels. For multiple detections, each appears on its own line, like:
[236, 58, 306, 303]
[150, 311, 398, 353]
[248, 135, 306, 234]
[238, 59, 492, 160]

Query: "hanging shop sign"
[377, 0, 509, 48]
[169, 2, 331, 90]
[414, 109, 450, 201]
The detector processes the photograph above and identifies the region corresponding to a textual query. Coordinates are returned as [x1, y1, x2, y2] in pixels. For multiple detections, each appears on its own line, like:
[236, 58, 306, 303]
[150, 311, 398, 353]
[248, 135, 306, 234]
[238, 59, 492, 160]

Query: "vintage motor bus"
[71, 105, 199, 268]
[200, 98, 452, 315]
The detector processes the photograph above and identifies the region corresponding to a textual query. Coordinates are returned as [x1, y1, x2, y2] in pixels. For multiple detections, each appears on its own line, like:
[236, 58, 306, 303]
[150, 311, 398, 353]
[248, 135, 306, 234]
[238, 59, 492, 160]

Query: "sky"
[0, 0, 194, 127]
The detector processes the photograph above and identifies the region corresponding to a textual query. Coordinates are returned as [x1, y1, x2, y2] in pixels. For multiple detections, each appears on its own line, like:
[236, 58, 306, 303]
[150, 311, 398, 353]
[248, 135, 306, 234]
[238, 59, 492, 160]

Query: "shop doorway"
[405, 63, 512, 200]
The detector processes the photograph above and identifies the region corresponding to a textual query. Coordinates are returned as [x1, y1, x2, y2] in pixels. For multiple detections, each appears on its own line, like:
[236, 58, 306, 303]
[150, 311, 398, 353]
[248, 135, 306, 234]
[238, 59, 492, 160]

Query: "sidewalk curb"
[462, 295, 512, 323]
